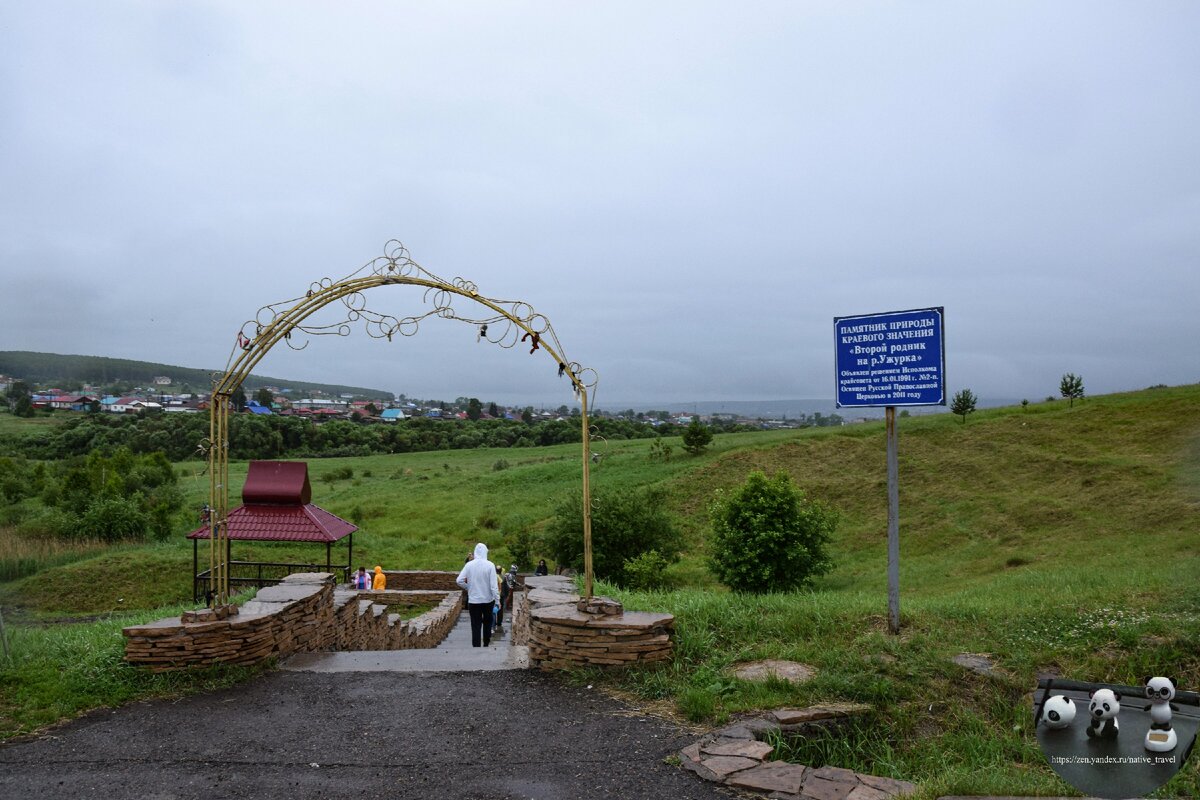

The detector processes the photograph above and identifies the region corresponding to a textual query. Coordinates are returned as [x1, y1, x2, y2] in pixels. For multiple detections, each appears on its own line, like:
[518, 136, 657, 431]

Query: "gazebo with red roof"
[189, 461, 357, 601]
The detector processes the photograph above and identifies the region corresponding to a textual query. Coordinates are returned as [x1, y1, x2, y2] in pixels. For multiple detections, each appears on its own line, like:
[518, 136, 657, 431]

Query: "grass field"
[1, 385, 1198, 796]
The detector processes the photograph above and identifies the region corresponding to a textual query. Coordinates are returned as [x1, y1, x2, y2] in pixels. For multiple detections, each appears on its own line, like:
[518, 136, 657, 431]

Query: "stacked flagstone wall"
[331, 589, 462, 651]
[123, 573, 462, 672]
[380, 570, 462, 591]
[513, 575, 673, 669]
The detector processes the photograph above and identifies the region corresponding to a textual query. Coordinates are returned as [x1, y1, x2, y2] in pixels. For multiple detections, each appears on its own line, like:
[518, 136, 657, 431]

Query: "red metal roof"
[187, 503, 356, 543]
[187, 461, 355, 543]
[242, 460, 311, 504]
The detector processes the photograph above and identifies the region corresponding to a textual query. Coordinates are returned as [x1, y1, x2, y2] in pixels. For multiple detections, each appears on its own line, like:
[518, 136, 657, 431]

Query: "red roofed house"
[188, 461, 358, 601]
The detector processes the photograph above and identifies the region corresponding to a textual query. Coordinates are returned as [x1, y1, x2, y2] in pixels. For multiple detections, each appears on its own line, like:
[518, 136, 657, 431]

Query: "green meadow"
[1, 385, 1198, 797]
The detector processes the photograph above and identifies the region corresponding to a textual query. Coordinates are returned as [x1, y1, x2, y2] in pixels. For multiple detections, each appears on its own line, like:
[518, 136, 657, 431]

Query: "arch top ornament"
[215, 240, 597, 401]
[203, 241, 598, 608]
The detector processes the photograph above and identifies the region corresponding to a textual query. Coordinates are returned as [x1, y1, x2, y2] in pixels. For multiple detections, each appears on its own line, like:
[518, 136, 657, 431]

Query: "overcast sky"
[2, 2, 1197, 407]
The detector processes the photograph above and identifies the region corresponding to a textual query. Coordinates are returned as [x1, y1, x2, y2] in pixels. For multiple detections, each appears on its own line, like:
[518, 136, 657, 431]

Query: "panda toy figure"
[1041, 695, 1076, 730]
[1086, 688, 1121, 739]
[1143, 676, 1179, 752]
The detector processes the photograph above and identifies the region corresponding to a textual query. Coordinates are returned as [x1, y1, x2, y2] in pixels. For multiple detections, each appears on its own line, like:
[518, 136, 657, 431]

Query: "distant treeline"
[0, 412, 760, 462]
[0, 351, 390, 398]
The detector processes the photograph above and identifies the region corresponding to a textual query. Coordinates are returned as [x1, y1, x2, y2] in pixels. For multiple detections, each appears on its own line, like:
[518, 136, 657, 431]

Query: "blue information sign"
[834, 307, 945, 408]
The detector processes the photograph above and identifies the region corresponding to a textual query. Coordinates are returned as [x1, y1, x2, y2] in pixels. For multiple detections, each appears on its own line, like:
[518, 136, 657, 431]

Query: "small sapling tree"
[950, 388, 977, 423]
[1060, 373, 1084, 407]
[707, 470, 836, 593]
[681, 416, 713, 455]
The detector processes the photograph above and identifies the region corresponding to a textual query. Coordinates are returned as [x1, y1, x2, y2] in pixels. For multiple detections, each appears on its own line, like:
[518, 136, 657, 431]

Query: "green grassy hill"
[0, 350, 392, 398]
[2, 385, 1198, 796]
[5, 385, 1198, 615]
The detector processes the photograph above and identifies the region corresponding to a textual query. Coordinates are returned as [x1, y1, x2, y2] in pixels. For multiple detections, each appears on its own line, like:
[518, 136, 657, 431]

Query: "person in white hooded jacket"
[456, 542, 500, 647]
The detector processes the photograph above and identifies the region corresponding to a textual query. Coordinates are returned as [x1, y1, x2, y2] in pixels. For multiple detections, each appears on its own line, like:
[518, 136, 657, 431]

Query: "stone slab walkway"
[282, 611, 529, 673]
[680, 709, 916, 800]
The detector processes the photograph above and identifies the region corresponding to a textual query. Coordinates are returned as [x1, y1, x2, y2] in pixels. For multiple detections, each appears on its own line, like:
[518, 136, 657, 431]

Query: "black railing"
[193, 560, 351, 603]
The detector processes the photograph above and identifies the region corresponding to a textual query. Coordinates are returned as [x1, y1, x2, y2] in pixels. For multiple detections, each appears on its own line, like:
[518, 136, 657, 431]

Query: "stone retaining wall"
[332, 589, 462, 651]
[514, 575, 674, 669]
[123, 573, 462, 671]
[381, 570, 461, 591]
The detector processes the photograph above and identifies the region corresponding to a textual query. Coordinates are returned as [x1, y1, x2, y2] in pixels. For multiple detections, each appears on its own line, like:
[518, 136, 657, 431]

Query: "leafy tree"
[254, 387, 274, 407]
[521, 407, 534, 424]
[545, 487, 682, 586]
[681, 417, 713, 454]
[707, 470, 836, 593]
[6, 380, 35, 418]
[488, 402, 499, 418]
[1060, 373, 1084, 407]
[365, 402, 380, 417]
[466, 398, 483, 421]
[231, 384, 247, 412]
[950, 388, 977, 423]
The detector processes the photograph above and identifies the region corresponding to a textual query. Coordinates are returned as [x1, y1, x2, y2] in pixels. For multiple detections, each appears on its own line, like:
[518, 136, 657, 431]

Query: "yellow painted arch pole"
[206, 259, 596, 607]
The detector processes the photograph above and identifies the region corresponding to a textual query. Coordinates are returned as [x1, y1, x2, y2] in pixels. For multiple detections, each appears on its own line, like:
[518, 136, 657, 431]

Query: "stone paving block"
[694, 755, 760, 782]
[734, 659, 817, 683]
[857, 774, 917, 797]
[726, 761, 808, 795]
[812, 766, 861, 784]
[713, 723, 757, 740]
[679, 742, 702, 766]
[800, 776, 856, 800]
[739, 715, 783, 738]
[773, 704, 871, 725]
[845, 784, 891, 800]
[700, 738, 774, 760]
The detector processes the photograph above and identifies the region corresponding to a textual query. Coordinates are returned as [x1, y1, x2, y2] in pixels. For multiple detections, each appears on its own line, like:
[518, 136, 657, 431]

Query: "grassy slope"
[1, 429, 798, 613]
[0, 411, 69, 441]
[1, 387, 1198, 795]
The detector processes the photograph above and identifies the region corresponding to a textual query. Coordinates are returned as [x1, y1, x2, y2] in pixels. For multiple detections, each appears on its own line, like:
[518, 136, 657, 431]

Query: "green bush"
[15, 507, 79, 539]
[621, 549, 672, 590]
[545, 487, 682, 586]
[78, 496, 149, 542]
[707, 470, 836, 592]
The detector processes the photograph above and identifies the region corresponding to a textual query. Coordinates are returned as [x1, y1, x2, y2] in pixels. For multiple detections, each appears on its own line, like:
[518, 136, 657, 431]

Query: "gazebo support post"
[347, 533, 353, 584]
[192, 538, 198, 603]
[325, 542, 331, 575]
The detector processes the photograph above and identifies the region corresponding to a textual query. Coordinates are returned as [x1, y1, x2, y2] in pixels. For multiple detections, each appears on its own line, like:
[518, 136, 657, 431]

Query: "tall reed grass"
[0, 530, 112, 582]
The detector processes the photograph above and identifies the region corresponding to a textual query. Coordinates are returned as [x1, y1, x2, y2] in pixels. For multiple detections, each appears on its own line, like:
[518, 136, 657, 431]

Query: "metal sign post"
[885, 405, 900, 634]
[835, 307, 945, 635]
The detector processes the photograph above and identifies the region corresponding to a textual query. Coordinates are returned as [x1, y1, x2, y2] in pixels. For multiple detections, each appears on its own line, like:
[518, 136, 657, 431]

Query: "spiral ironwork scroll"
[203, 241, 600, 608]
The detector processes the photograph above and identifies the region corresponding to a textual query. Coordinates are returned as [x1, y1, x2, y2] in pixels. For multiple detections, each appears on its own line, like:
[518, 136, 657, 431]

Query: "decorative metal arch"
[203, 241, 598, 606]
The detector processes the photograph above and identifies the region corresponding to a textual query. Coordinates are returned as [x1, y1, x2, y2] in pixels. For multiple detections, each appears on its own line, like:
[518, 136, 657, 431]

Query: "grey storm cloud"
[1, 1, 1197, 407]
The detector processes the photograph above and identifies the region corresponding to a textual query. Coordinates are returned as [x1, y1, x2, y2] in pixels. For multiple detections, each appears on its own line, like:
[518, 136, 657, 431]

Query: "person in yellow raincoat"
[372, 565, 386, 590]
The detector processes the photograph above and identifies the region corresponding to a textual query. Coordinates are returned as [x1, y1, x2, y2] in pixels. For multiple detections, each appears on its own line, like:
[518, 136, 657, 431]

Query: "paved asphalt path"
[0, 668, 738, 800]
